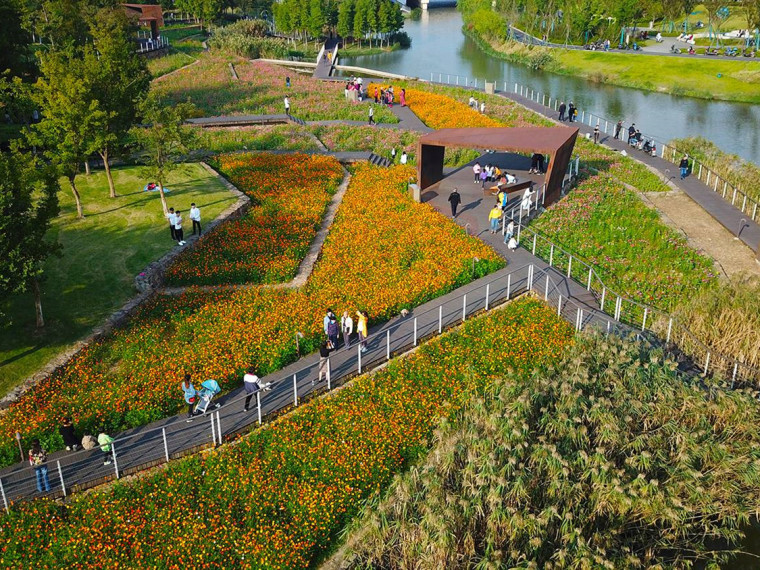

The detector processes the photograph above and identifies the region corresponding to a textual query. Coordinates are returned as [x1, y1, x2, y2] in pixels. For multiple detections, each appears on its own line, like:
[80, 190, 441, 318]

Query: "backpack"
[327, 320, 339, 337]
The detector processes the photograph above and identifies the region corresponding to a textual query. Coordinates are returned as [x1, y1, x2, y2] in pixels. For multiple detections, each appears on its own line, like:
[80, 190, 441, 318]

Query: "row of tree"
[273, 0, 404, 46]
[459, 0, 760, 44]
[2, 0, 196, 327]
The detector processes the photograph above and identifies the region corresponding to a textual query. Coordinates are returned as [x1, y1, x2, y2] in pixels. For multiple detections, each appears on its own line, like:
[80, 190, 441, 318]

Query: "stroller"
[194, 379, 222, 416]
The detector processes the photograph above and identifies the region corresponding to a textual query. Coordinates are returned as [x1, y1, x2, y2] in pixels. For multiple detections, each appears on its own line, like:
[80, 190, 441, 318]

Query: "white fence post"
[414, 317, 418, 345]
[57, 460, 66, 497]
[210, 415, 216, 444]
[586, 267, 592, 290]
[567, 256, 573, 278]
[0, 479, 7, 513]
[462, 294, 467, 322]
[256, 392, 262, 425]
[327, 357, 331, 390]
[557, 294, 562, 316]
[386, 330, 390, 360]
[485, 283, 490, 310]
[216, 411, 223, 445]
[641, 308, 648, 331]
[549, 244, 554, 266]
[704, 352, 711, 374]
[438, 305, 442, 333]
[357, 345, 362, 374]
[507, 274, 511, 299]
[544, 275, 549, 301]
[532, 233, 537, 255]
[112, 443, 119, 479]
[293, 374, 298, 407]
[162, 427, 169, 462]
[600, 287, 606, 312]
[666, 318, 673, 343]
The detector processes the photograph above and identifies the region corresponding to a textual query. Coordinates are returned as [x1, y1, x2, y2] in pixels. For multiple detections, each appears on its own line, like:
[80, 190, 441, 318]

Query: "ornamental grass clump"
[344, 334, 760, 569]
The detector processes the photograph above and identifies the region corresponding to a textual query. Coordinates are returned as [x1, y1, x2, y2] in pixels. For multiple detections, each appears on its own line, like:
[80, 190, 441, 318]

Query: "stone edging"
[0, 163, 250, 411]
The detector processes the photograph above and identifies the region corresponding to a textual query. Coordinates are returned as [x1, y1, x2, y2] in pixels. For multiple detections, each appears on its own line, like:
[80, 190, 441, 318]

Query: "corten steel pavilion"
[416, 127, 579, 207]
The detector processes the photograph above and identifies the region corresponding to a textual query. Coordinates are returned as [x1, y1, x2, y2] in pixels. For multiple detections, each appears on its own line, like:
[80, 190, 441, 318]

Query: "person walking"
[507, 236, 518, 252]
[356, 310, 368, 352]
[98, 432, 115, 466]
[28, 439, 51, 493]
[243, 367, 266, 412]
[181, 374, 196, 421]
[479, 167, 488, 188]
[558, 101, 566, 121]
[614, 120, 623, 140]
[340, 311, 354, 349]
[286, 76, 291, 88]
[679, 155, 690, 179]
[472, 162, 482, 183]
[368, 105, 375, 125]
[503, 219, 515, 243]
[400, 88, 406, 107]
[326, 314, 340, 349]
[390, 148, 397, 163]
[567, 102, 575, 123]
[400, 151, 408, 165]
[317, 341, 332, 383]
[323, 308, 335, 335]
[593, 124, 600, 144]
[448, 188, 461, 218]
[480, 101, 486, 114]
[174, 210, 185, 245]
[284, 96, 291, 116]
[628, 123, 636, 144]
[59, 417, 79, 451]
[167, 207, 177, 242]
[488, 204, 502, 234]
[189, 203, 202, 236]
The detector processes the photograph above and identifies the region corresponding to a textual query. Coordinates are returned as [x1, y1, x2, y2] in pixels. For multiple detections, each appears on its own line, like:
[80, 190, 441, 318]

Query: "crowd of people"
[557, 101, 578, 122]
[165, 203, 202, 246]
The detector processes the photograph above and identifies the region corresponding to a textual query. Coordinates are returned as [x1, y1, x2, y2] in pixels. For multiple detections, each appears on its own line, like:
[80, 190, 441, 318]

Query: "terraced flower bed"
[164, 153, 343, 286]
[0, 164, 502, 468]
[153, 57, 398, 123]
[0, 298, 572, 568]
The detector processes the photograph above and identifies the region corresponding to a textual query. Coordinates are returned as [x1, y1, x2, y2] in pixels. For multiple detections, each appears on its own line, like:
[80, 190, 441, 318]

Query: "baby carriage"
[194, 379, 222, 416]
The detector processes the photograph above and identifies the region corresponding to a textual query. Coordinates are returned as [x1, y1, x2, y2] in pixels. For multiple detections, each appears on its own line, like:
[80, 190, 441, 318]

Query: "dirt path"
[644, 190, 760, 278]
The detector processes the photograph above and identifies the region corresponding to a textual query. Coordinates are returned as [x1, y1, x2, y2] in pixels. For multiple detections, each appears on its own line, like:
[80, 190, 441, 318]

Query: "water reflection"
[340, 8, 760, 164]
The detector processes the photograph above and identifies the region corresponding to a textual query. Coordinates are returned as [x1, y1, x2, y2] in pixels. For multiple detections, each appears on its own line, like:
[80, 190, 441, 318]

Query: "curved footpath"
[1, 90, 755, 507]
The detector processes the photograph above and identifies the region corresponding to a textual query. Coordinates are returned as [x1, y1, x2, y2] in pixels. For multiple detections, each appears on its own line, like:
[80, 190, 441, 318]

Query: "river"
[340, 8, 760, 164]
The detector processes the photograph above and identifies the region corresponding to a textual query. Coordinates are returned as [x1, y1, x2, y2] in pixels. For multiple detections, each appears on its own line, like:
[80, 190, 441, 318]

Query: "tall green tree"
[0, 147, 60, 328]
[131, 96, 198, 216]
[337, 0, 355, 40]
[33, 46, 106, 219]
[308, 0, 325, 39]
[87, 7, 150, 198]
[0, 0, 34, 77]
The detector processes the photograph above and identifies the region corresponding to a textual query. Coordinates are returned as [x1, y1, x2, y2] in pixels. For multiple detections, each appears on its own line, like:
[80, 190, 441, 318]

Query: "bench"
[483, 179, 533, 197]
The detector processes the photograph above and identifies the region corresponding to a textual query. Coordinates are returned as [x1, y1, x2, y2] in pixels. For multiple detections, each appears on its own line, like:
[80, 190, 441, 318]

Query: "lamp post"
[295, 332, 304, 357]
[15, 432, 23, 462]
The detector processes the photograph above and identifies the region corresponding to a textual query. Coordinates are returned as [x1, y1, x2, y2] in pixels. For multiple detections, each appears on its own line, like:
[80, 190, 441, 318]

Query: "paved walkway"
[313, 38, 339, 79]
[493, 90, 760, 254]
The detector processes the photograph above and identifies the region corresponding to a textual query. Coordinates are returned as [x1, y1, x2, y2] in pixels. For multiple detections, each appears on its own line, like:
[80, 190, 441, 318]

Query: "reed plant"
[344, 334, 760, 569]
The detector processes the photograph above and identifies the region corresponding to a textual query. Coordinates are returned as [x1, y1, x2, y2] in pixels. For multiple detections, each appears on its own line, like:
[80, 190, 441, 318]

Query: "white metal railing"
[0, 263, 540, 511]
[516, 223, 760, 387]
[137, 35, 170, 54]
[426, 73, 760, 225]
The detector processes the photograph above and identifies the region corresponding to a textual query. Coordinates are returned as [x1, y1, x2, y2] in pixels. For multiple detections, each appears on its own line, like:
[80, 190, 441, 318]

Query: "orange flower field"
[164, 154, 344, 286]
[0, 163, 503, 468]
[0, 298, 573, 568]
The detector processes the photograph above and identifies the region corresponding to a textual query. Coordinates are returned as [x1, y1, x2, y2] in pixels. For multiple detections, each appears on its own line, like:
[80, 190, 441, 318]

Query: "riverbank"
[463, 27, 760, 105]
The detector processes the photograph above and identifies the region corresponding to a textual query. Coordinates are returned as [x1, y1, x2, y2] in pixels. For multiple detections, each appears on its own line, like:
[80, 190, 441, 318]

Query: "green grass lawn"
[0, 163, 237, 396]
[554, 49, 760, 103]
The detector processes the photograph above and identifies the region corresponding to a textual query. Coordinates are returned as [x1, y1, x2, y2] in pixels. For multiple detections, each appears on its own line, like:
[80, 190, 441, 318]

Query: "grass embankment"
[0, 298, 572, 568]
[0, 164, 237, 395]
[668, 136, 760, 203]
[464, 27, 760, 104]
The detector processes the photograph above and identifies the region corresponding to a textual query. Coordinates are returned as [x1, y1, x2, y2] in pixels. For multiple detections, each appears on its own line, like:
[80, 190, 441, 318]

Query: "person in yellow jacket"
[488, 204, 502, 234]
[356, 310, 368, 352]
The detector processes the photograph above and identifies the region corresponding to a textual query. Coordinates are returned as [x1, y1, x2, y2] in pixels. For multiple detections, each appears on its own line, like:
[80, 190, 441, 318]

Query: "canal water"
[341, 8, 760, 164]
